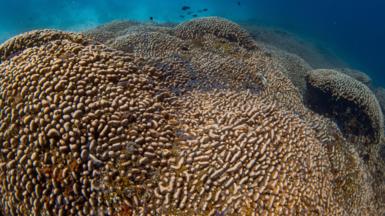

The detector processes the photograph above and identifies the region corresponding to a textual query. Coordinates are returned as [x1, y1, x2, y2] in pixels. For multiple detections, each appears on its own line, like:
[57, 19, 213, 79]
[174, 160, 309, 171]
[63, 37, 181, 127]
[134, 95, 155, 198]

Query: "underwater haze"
[0, 0, 384, 86]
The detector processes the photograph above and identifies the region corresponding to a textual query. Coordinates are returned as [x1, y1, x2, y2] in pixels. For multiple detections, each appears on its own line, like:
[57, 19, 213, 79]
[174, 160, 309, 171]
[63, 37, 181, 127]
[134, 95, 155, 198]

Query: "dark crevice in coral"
[362, 153, 370, 162]
[379, 144, 385, 164]
[305, 84, 375, 143]
[180, 46, 189, 51]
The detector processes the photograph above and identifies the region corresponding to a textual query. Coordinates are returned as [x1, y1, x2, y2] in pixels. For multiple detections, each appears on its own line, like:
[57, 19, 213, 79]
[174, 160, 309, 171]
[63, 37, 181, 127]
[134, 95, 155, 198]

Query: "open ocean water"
[1, 0, 385, 215]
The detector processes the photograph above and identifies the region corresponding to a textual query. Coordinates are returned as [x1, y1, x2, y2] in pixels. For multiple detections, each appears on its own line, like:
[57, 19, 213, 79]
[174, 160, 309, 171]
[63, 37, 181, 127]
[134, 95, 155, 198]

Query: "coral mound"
[267, 46, 312, 95]
[109, 31, 190, 57]
[0, 30, 344, 216]
[375, 87, 385, 114]
[84, 20, 140, 43]
[336, 68, 372, 87]
[174, 17, 256, 50]
[0, 32, 177, 215]
[153, 91, 342, 215]
[1, 18, 384, 215]
[84, 21, 174, 44]
[100, 19, 305, 113]
[0, 30, 89, 61]
[306, 69, 384, 145]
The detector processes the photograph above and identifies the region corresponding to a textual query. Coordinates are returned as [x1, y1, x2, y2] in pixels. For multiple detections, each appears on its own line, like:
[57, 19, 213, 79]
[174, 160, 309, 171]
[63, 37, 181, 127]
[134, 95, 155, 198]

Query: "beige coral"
[267, 46, 313, 96]
[306, 69, 384, 145]
[375, 87, 385, 114]
[144, 90, 344, 215]
[108, 31, 190, 57]
[104, 21, 304, 114]
[0, 32, 178, 215]
[0, 19, 383, 215]
[0, 29, 89, 61]
[174, 17, 256, 50]
[0, 30, 342, 215]
[83, 20, 140, 43]
[84, 20, 173, 44]
[324, 127, 376, 215]
[335, 68, 372, 87]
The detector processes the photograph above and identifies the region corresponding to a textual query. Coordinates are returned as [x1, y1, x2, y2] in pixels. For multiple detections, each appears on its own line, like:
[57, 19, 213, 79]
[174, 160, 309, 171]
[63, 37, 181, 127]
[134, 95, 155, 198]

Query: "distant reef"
[0, 17, 385, 215]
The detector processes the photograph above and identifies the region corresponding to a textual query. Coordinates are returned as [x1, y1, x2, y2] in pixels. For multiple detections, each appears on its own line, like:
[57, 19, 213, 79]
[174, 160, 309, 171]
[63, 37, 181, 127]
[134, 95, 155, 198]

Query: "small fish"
[237, 1, 241, 6]
[149, 16, 153, 21]
[196, 8, 209, 13]
[179, 15, 185, 18]
[182, 6, 191, 11]
[192, 14, 198, 17]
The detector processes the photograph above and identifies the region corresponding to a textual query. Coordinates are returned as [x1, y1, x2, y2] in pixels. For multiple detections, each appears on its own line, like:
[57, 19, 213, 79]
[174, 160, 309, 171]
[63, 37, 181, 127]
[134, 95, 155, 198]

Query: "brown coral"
[0, 30, 343, 215]
[0, 18, 383, 215]
[324, 127, 376, 215]
[108, 31, 190, 57]
[146, 90, 345, 215]
[375, 87, 385, 114]
[84, 20, 173, 44]
[0, 32, 178, 215]
[102, 21, 304, 114]
[336, 68, 372, 87]
[83, 20, 140, 43]
[267, 46, 313, 96]
[174, 17, 256, 50]
[0, 29, 90, 61]
[306, 69, 384, 145]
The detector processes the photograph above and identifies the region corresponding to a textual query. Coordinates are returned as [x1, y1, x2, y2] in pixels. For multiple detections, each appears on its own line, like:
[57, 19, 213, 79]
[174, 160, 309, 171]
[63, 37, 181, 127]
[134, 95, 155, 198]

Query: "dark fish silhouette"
[149, 16, 153, 21]
[182, 6, 191, 11]
[180, 15, 185, 18]
[197, 8, 209, 13]
[192, 14, 198, 17]
[237, 1, 241, 6]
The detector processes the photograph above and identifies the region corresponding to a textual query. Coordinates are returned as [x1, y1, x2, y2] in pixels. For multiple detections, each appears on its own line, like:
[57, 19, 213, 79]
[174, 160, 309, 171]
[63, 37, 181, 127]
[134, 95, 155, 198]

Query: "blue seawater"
[0, 0, 384, 86]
